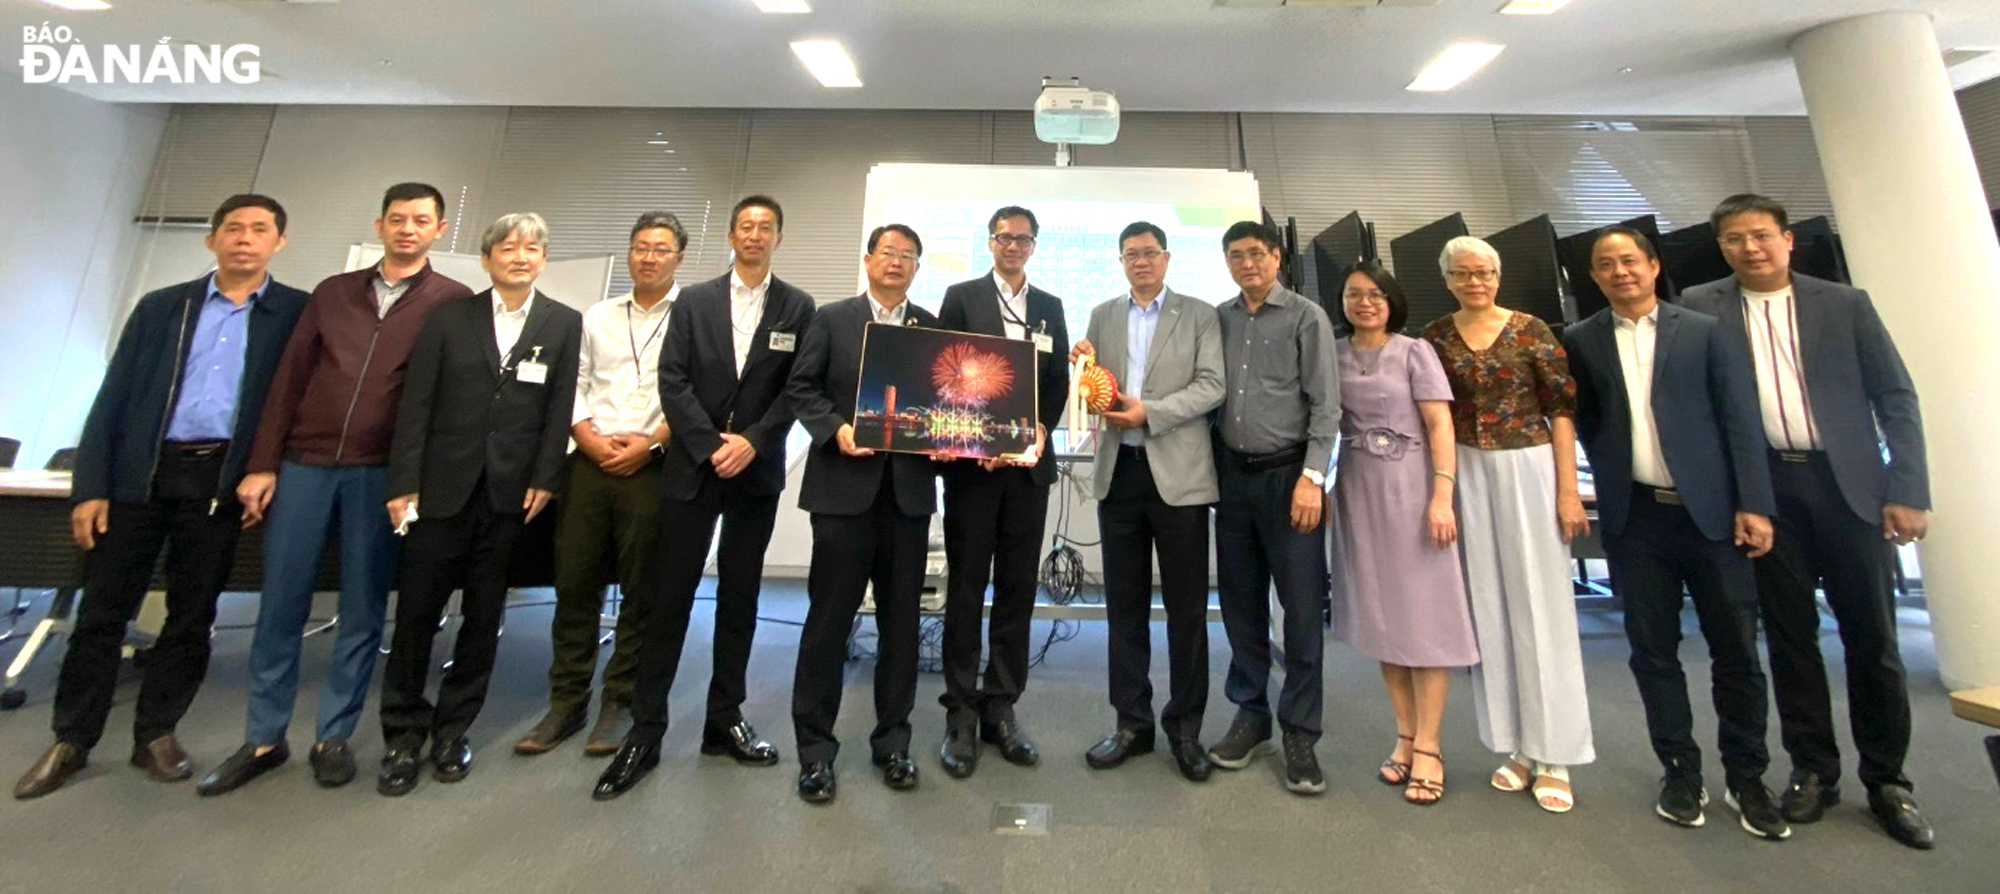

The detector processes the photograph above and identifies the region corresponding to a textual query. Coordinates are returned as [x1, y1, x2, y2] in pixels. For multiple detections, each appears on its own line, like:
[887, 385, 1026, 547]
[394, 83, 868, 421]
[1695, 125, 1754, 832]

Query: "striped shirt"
[1741, 285, 1820, 450]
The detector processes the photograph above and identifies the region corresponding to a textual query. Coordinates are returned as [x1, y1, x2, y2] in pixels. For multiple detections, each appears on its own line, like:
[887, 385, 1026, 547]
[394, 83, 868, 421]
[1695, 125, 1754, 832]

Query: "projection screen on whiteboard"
[859, 164, 1263, 342]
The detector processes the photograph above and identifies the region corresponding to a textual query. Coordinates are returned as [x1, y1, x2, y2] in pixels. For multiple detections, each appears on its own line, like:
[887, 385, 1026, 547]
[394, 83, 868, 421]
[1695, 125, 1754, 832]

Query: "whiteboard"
[344, 245, 615, 314]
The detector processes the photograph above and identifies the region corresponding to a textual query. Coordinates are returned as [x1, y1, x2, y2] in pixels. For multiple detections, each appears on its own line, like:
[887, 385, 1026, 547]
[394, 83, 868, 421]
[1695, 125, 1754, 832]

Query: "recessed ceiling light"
[790, 39, 862, 88]
[1407, 43, 1505, 92]
[1618, 66, 1634, 74]
[42, 0, 113, 10]
[755, 0, 812, 13]
[1497, 0, 1570, 13]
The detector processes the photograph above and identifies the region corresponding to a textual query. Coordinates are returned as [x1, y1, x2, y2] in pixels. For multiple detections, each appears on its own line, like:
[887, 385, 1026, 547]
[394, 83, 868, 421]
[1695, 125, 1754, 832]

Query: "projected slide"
[862, 165, 1262, 336]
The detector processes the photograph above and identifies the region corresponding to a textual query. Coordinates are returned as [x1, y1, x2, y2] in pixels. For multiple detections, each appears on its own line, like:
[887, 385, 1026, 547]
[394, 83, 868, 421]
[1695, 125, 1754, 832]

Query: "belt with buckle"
[1226, 443, 1307, 473]
[1635, 483, 1682, 506]
[164, 440, 228, 459]
[1772, 449, 1820, 464]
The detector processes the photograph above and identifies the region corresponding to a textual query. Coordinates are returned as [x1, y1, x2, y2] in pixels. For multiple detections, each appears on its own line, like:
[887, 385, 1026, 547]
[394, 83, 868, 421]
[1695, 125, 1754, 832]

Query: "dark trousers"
[380, 482, 523, 748]
[938, 465, 1049, 730]
[1757, 452, 1911, 791]
[53, 444, 238, 750]
[628, 470, 781, 743]
[1606, 485, 1770, 790]
[1097, 447, 1210, 742]
[548, 453, 661, 714]
[1214, 457, 1326, 742]
[791, 472, 928, 765]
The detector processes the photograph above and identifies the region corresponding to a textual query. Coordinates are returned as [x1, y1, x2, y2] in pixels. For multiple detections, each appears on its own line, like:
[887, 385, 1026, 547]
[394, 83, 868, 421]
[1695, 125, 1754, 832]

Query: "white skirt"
[1457, 442, 1596, 766]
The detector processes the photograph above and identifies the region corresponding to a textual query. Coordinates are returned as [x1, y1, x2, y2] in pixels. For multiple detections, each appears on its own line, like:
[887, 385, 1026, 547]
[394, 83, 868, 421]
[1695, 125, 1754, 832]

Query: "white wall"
[0, 80, 165, 469]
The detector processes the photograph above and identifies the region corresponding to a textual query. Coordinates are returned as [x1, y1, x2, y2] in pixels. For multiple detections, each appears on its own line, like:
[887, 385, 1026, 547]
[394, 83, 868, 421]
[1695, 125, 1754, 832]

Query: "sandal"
[1405, 749, 1445, 806]
[1532, 762, 1574, 814]
[1490, 752, 1532, 793]
[1378, 734, 1414, 786]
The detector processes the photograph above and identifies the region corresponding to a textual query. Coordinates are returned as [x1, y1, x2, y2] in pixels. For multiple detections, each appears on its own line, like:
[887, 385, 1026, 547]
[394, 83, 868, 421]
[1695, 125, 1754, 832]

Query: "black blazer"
[934, 274, 1070, 486]
[1562, 301, 1775, 542]
[1679, 272, 1928, 522]
[657, 271, 817, 500]
[388, 290, 582, 518]
[786, 294, 940, 518]
[73, 275, 308, 503]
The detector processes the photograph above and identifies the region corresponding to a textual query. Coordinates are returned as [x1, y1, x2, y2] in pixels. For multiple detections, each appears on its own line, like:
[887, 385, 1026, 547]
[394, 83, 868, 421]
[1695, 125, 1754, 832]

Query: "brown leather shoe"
[584, 705, 633, 757]
[513, 706, 587, 755]
[15, 741, 87, 800]
[131, 734, 192, 782]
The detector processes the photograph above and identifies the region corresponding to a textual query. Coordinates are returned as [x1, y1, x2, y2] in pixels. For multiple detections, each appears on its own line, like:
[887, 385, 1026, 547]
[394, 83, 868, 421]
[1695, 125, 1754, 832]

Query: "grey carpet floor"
[0, 582, 1991, 893]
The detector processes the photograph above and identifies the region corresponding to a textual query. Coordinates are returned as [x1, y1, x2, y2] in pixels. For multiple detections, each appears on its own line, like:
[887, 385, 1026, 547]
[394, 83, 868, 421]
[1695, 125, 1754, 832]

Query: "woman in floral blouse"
[1420, 236, 1594, 814]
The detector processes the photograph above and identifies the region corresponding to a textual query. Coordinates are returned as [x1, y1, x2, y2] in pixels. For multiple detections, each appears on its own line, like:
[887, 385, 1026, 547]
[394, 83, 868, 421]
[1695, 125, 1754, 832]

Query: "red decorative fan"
[1076, 362, 1119, 414]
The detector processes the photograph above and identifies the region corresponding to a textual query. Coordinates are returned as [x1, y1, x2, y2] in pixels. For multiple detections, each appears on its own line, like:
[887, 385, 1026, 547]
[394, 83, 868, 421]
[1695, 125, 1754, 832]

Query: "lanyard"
[627, 301, 670, 390]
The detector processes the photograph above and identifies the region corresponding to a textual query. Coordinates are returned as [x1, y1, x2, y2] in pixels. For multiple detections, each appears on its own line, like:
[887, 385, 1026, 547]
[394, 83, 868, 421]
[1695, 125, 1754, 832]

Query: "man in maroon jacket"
[197, 183, 473, 795]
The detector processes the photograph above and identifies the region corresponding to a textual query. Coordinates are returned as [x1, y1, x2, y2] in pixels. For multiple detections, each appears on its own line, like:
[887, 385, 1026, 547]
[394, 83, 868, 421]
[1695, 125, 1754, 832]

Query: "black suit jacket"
[787, 294, 940, 518]
[388, 290, 582, 518]
[1562, 301, 1775, 542]
[934, 273, 1070, 486]
[1679, 272, 1928, 522]
[657, 271, 817, 500]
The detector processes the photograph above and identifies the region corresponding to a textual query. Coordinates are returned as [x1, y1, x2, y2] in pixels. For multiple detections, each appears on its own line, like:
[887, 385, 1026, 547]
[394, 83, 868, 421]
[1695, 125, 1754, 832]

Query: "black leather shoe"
[513, 705, 587, 756]
[130, 734, 192, 782]
[939, 726, 979, 779]
[797, 762, 837, 804]
[701, 721, 780, 766]
[1778, 769, 1839, 824]
[377, 743, 422, 797]
[14, 741, 87, 800]
[196, 743, 289, 797]
[432, 737, 473, 783]
[592, 738, 661, 802]
[1085, 728, 1155, 770]
[875, 751, 919, 791]
[1169, 738, 1214, 783]
[309, 738, 356, 788]
[1867, 785, 1936, 850]
[980, 719, 1040, 767]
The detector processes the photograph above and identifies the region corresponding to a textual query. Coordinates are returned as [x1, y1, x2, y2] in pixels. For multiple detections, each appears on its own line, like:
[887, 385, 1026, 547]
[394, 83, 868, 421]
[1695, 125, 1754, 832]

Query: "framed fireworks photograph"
[853, 323, 1040, 460]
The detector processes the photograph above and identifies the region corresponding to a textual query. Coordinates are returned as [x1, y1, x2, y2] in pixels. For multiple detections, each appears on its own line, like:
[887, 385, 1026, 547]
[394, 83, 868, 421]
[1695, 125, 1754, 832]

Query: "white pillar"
[1792, 12, 2000, 689]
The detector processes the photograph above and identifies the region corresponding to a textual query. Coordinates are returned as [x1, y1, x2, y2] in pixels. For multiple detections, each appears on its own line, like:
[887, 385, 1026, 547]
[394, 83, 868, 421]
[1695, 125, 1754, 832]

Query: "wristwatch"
[1300, 468, 1325, 487]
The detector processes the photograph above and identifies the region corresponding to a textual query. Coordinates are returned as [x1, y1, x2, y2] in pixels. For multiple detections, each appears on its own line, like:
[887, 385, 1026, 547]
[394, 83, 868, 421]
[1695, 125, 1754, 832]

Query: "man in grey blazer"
[1068, 222, 1226, 782]
[1681, 194, 1933, 850]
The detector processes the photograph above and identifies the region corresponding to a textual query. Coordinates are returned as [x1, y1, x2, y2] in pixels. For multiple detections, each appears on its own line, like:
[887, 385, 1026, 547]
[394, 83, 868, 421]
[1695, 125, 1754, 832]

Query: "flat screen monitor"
[1789, 216, 1849, 284]
[1484, 215, 1564, 325]
[1660, 222, 1733, 296]
[1388, 213, 1470, 332]
[1308, 211, 1370, 318]
[1557, 215, 1668, 320]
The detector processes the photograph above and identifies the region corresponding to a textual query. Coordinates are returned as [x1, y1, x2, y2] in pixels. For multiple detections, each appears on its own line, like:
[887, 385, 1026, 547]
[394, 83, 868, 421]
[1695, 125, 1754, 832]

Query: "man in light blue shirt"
[164, 275, 270, 442]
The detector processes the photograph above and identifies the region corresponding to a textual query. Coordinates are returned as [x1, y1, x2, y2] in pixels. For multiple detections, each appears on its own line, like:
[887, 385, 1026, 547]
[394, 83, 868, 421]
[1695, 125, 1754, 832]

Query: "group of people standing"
[12, 183, 1935, 851]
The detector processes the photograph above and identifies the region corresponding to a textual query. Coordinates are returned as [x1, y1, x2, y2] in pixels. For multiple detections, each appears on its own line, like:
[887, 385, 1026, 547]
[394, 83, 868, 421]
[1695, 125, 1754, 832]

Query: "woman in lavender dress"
[1329, 260, 1478, 806]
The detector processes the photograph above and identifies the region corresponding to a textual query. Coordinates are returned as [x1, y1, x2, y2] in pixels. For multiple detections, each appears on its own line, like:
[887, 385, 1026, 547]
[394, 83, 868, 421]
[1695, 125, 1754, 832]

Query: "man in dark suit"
[15, 195, 307, 800]
[1681, 194, 1933, 849]
[593, 196, 817, 800]
[784, 224, 939, 804]
[1563, 225, 1788, 840]
[931, 206, 1068, 779]
[376, 212, 581, 797]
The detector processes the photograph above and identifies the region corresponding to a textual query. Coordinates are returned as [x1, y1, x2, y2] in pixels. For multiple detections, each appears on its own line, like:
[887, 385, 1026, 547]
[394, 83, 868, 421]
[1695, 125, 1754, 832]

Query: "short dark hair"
[867, 223, 923, 257]
[731, 194, 784, 232]
[211, 194, 287, 234]
[1709, 192, 1790, 234]
[630, 211, 688, 251]
[988, 205, 1039, 237]
[1336, 259, 1408, 334]
[1591, 225, 1659, 262]
[1222, 220, 1282, 254]
[380, 182, 446, 220]
[1119, 221, 1167, 253]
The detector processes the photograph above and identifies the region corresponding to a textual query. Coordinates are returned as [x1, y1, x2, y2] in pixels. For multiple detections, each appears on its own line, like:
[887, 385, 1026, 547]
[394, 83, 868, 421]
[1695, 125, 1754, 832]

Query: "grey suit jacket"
[1082, 288, 1225, 506]
[1680, 272, 1928, 522]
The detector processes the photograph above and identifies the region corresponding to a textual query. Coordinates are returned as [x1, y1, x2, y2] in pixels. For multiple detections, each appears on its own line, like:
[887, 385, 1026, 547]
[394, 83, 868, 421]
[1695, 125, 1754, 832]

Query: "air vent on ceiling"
[1944, 47, 1995, 68]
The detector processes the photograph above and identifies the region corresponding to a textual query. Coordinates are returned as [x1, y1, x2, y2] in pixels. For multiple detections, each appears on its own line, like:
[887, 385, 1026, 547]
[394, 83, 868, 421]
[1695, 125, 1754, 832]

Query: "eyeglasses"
[630, 246, 680, 259]
[1121, 249, 1165, 264]
[872, 249, 920, 264]
[991, 233, 1036, 247]
[1226, 249, 1273, 266]
[1719, 231, 1783, 250]
[1343, 289, 1388, 305]
[1446, 269, 1497, 284]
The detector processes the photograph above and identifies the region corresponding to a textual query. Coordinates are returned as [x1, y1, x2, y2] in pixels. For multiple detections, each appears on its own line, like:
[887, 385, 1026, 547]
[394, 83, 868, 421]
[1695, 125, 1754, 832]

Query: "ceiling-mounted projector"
[1034, 78, 1119, 145]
